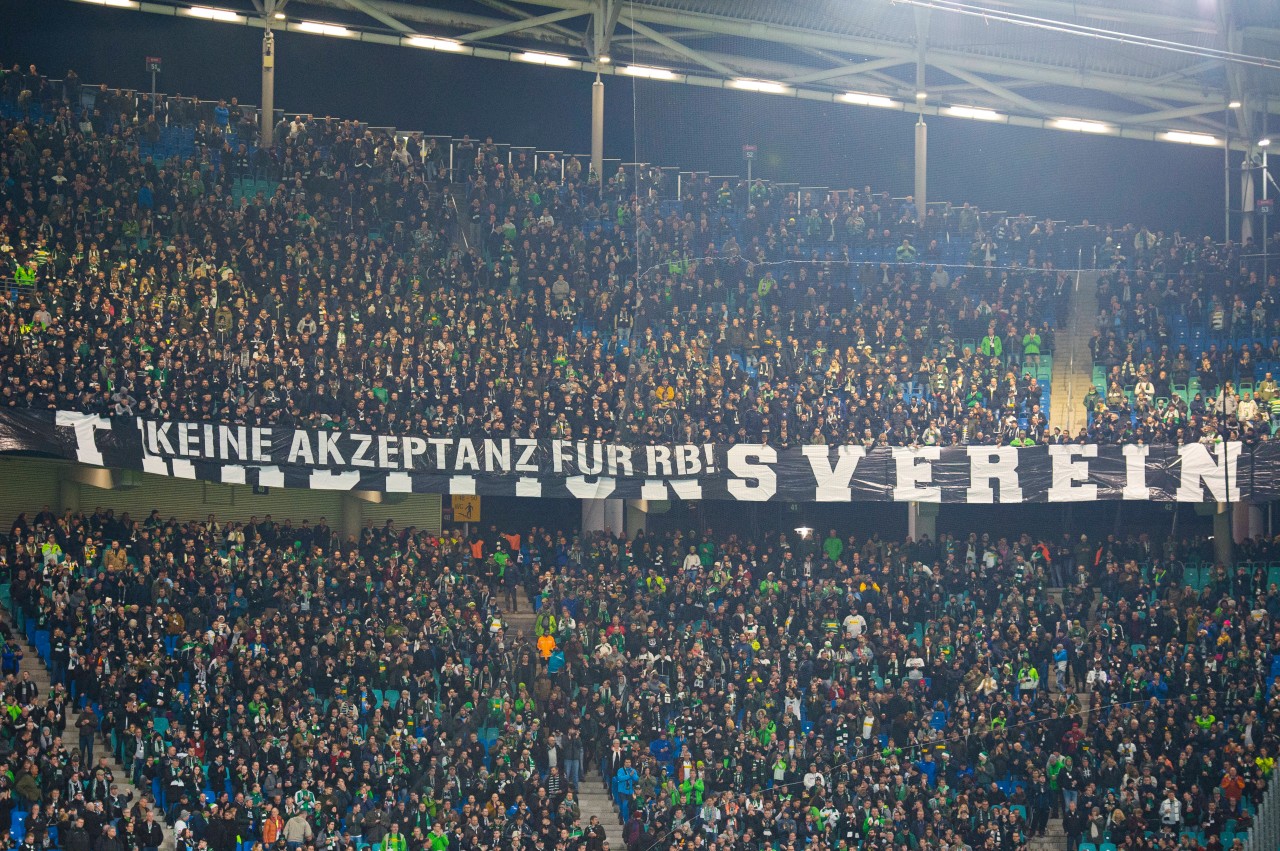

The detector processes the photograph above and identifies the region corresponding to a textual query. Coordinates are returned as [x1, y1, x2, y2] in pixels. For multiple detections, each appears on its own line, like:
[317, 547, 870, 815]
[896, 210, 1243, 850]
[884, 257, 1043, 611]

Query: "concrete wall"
[0, 458, 442, 534]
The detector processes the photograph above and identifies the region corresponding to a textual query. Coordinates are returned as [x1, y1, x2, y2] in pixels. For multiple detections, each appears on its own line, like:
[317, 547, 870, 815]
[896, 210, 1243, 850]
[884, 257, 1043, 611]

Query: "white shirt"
[843, 613, 867, 639]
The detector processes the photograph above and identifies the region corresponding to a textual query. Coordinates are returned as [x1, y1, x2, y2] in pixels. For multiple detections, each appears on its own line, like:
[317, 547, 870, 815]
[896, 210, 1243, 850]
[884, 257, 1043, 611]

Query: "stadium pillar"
[582, 498, 624, 536]
[1233, 501, 1264, 543]
[1213, 504, 1233, 565]
[260, 27, 276, 147]
[625, 500, 647, 538]
[913, 6, 928, 220]
[914, 119, 927, 222]
[907, 501, 936, 543]
[1242, 155, 1256, 246]
[57, 470, 80, 515]
[591, 75, 604, 195]
[340, 492, 362, 540]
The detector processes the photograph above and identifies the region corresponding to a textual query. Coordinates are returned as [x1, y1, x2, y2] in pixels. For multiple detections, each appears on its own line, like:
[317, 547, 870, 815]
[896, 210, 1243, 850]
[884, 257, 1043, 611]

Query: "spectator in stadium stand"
[2, 499, 1279, 851]
[0, 63, 1112, 449]
[1086, 232, 1280, 444]
[1, 58, 1280, 851]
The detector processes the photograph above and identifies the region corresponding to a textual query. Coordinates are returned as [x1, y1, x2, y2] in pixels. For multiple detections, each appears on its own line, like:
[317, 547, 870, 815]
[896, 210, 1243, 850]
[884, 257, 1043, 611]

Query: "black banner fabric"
[0, 409, 1269, 504]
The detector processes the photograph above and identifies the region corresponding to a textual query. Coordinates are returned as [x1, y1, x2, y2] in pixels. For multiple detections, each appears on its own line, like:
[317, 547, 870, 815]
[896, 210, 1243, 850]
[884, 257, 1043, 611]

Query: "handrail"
[2, 70, 1084, 234]
[1244, 755, 1280, 851]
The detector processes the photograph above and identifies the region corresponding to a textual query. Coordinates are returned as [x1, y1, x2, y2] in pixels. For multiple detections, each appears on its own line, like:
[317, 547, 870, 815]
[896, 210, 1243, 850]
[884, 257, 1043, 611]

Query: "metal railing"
[1, 71, 1090, 240]
[1244, 765, 1279, 851]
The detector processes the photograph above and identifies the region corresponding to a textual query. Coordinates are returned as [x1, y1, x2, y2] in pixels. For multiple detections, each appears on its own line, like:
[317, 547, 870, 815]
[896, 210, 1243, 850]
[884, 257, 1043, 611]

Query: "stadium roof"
[82, 0, 1280, 146]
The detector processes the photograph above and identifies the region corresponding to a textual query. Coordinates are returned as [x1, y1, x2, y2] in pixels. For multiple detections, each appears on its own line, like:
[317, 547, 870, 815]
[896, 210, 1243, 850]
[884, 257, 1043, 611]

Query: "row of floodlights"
[68, 0, 1275, 149]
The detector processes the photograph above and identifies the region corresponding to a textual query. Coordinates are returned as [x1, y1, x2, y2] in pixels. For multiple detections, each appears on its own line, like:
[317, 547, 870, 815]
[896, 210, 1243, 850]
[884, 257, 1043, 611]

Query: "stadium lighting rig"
[183, 6, 245, 22]
[55, 0, 1260, 151]
[407, 36, 466, 52]
[1052, 118, 1113, 135]
[1163, 131, 1220, 146]
[729, 79, 791, 94]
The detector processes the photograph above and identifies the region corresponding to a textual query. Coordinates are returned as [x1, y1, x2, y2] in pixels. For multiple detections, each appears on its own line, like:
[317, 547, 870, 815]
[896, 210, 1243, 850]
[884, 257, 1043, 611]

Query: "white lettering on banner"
[404, 437, 429, 469]
[318, 431, 345, 466]
[802, 445, 868, 501]
[1176, 442, 1241, 502]
[646, 445, 674, 477]
[385, 472, 413, 492]
[565, 476, 616, 499]
[56, 412, 110, 466]
[1047, 445, 1099, 502]
[251, 428, 272, 463]
[484, 440, 511, 472]
[288, 431, 315, 465]
[640, 480, 667, 501]
[514, 439, 539, 473]
[31, 413, 1280, 502]
[377, 436, 399, 469]
[966, 447, 1024, 503]
[644, 479, 705, 500]
[892, 447, 941, 502]
[552, 440, 573, 474]
[675, 445, 702, 476]
[451, 475, 477, 495]
[455, 439, 480, 472]
[577, 441, 605, 475]
[670, 479, 703, 500]
[219, 425, 248, 461]
[607, 444, 634, 477]
[150, 421, 174, 455]
[350, 434, 375, 468]
[428, 438, 452, 470]
[1123, 444, 1151, 500]
[726, 444, 777, 501]
[178, 422, 199, 457]
[309, 470, 361, 490]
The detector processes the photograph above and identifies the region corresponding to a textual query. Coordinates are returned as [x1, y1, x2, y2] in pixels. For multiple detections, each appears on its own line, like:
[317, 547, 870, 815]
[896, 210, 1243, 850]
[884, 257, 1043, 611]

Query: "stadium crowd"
[0, 63, 1083, 448]
[0, 55, 1278, 851]
[0, 507, 1278, 851]
[1085, 227, 1280, 446]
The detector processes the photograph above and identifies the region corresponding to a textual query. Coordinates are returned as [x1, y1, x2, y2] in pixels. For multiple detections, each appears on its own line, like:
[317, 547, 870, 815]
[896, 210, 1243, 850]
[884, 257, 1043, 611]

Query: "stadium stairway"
[1049, 270, 1104, 436]
[1026, 587, 1099, 851]
[574, 769, 617, 840]
[503, 605, 613, 841]
[1, 612, 174, 850]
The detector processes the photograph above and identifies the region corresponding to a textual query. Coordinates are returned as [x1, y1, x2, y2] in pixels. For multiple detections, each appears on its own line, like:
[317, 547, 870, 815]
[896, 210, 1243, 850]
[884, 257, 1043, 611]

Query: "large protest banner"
[0, 410, 1268, 503]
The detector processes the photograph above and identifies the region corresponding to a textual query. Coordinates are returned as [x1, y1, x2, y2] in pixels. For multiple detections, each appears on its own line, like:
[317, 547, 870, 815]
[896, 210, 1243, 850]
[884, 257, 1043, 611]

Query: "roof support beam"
[980, 0, 1223, 36]
[618, 15, 736, 77]
[510, 0, 1265, 110]
[1148, 59, 1220, 86]
[794, 49, 912, 93]
[1127, 103, 1233, 125]
[457, 7, 585, 43]
[591, 0, 621, 58]
[340, 0, 415, 33]
[298, 0, 581, 45]
[932, 63, 1055, 115]
[1217, 4, 1252, 143]
[783, 56, 909, 85]
[70, 0, 1275, 151]
[471, 0, 582, 41]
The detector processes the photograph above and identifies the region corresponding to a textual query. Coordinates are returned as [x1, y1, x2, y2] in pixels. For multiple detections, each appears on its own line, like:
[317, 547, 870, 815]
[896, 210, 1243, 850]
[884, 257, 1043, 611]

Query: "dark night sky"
[1, 0, 1229, 237]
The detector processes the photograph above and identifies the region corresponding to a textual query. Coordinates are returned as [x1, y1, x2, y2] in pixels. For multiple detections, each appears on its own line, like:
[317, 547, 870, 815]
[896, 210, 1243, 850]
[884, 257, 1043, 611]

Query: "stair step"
[4, 613, 174, 851]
